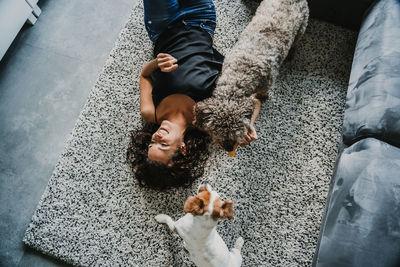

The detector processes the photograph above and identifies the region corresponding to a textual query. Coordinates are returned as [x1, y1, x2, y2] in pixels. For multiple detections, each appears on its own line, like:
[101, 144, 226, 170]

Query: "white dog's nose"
[198, 181, 212, 193]
[201, 181, 208, 186]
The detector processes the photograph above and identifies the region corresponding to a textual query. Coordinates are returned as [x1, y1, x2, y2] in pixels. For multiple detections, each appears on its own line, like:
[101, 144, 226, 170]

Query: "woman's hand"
[157, 53, 178, 72]
[239, 97, 261, 147]
[239, 124, 258, 147]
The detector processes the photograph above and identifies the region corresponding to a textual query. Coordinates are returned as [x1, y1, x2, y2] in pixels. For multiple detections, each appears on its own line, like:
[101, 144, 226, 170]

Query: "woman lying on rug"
[127, 0, 258, 190]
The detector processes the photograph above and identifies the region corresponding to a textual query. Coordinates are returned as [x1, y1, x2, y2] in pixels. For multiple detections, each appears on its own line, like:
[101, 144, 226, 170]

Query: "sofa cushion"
[342, 0, 400, 148]
[313, 138, 400, 267]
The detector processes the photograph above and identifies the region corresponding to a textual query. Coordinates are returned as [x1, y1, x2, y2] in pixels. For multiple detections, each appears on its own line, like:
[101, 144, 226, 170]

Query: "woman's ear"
[222, 200, 234, 220]
[184, 196, 205, 216]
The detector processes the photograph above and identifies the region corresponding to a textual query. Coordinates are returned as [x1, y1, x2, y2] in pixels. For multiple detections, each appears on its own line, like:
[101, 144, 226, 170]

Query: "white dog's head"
[183, 182, 234, 220]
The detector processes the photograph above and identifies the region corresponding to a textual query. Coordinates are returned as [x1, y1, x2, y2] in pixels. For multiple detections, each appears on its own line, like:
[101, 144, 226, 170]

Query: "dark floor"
[0, 0, 137, 266]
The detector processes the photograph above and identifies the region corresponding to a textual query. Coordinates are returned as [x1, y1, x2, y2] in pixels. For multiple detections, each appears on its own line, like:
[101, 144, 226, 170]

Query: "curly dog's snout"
[220, 139, 237, 152]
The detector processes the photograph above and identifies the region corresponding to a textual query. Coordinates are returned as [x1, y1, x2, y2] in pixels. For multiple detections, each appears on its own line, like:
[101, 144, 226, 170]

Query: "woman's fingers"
[157, 53, 170, 59]
[157, 56, 175, 63]
[163, 63, 178, 72]
[160, 61, 178, 72]
[157, 53, 176, 62]
[156, 53, 178, 72]
[248, 125, 258, 140]
[158, 58, 177, 67]
[238, 134, 251, 147]
[238, 126, 258, 147]
[249, 130, 258, 140]
[158, 58, 177, 71]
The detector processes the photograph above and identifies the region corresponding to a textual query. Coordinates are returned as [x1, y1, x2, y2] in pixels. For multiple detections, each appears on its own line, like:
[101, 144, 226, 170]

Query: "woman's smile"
[147, 120, 186, 164]
[159, 127, 169, 134]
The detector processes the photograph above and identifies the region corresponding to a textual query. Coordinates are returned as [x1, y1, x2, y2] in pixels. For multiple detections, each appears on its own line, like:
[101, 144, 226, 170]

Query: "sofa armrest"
[313, 138, 400, 267]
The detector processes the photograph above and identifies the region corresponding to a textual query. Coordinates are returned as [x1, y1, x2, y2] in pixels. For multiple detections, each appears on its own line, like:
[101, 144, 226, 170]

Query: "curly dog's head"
[194, 97, 254, 151]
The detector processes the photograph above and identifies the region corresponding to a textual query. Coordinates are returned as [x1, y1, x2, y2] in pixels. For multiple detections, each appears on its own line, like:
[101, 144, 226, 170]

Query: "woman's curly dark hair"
[127, 122, 211, 190]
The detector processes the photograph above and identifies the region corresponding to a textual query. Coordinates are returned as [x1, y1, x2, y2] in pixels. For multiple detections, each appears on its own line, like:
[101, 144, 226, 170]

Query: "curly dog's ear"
[193, 98, 218, 131]
[193, 101, 206, 129]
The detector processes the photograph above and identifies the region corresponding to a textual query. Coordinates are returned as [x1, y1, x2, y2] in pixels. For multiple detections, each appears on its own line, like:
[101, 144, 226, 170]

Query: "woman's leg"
[179, 0, 216, 36]
[143, 0, 182, 42]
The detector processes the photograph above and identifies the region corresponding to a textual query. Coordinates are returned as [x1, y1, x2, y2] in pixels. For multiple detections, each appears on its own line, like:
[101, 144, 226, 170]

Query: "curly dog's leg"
[287, 16, 308, 61]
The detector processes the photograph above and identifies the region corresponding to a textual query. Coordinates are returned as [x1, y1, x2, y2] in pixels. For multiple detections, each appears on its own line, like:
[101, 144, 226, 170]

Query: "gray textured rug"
[23, 0, 357, 266]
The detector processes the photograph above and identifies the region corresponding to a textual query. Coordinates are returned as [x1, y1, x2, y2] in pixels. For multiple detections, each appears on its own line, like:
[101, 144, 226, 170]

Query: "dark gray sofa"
[311, 0, 400, 266]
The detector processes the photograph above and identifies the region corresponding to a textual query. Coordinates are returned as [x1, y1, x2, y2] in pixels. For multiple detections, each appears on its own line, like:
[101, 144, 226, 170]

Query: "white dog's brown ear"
[222, 200, 234, 220]
[184, 196, 205, 216]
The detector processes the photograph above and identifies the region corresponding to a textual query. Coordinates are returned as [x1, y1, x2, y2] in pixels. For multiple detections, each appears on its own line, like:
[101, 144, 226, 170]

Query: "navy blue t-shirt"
[151, 22, 224, 107]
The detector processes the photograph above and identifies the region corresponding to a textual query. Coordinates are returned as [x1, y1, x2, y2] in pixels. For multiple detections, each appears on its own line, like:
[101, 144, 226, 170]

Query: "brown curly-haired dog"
[194, 0, 309, 151]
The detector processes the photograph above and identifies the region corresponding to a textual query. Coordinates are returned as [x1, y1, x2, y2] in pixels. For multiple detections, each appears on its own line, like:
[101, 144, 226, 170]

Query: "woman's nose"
[154, 132, 163, 140]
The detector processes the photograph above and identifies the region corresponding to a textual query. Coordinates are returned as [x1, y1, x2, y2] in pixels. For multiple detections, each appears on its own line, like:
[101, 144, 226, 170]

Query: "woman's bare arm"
[139, 54, 178, 123]
[250, 98, 261, 126]
[140, 59, 158, 123]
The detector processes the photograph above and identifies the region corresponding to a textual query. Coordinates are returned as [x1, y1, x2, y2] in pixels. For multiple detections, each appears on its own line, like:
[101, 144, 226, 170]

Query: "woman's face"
[148, 120, 185, 165]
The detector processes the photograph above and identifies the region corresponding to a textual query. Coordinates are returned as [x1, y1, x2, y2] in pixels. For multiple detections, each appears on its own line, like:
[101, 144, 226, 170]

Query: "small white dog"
[155, 182, 244, 267]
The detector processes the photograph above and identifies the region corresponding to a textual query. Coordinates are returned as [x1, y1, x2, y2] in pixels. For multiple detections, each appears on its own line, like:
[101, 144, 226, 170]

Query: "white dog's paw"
[234, 237, 244, 250]
[155, 214, 169, 224]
